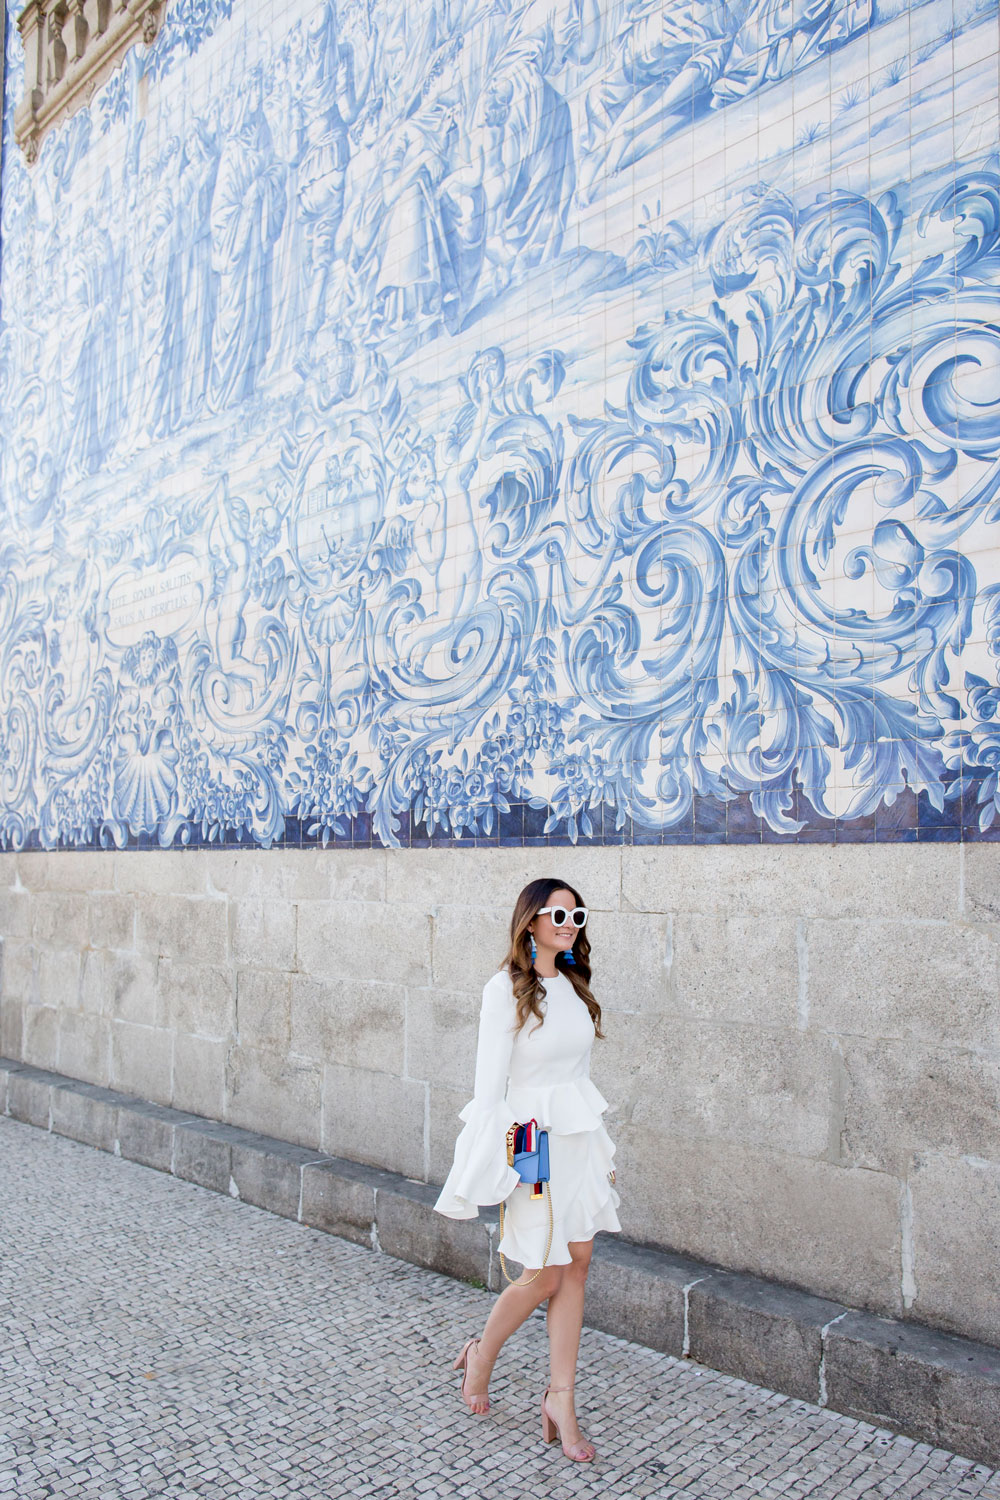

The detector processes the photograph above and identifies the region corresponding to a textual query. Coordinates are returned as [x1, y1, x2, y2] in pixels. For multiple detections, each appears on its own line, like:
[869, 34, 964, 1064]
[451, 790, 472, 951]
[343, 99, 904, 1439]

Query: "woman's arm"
[432, 972, 521, 1218]
[469, 973, 516, 1111]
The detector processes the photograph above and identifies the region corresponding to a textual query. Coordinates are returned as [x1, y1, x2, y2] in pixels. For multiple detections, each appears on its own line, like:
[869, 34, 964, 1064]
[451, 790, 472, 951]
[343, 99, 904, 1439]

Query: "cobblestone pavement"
[2, 1119, 998, 1500]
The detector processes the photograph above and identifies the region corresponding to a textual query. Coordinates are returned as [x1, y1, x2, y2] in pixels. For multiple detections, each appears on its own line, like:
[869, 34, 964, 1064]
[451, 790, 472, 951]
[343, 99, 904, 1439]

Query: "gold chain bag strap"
[498, 1121, 554, 1286]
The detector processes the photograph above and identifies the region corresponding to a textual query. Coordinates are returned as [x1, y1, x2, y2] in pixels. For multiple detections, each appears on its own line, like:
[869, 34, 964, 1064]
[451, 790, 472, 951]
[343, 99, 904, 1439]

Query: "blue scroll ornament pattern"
[0, 170, 998, 847]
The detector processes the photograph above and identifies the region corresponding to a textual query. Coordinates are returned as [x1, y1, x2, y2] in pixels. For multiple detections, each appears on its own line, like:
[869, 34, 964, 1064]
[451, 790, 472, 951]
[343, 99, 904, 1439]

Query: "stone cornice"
[14, 0, 168, 164]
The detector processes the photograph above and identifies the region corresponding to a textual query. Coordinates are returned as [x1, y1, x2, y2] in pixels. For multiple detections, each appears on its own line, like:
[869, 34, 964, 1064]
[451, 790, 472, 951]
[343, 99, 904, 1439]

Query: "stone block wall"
[2, 844, 997, 1350]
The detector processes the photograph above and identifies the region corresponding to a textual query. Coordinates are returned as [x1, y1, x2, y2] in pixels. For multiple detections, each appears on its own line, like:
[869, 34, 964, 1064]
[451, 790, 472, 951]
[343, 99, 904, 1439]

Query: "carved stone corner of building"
[14, 0, 169, 164]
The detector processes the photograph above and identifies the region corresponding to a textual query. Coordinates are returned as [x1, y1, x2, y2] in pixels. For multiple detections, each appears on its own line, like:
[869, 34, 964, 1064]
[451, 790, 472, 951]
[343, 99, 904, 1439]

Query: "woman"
[433, 878, 621, 1463]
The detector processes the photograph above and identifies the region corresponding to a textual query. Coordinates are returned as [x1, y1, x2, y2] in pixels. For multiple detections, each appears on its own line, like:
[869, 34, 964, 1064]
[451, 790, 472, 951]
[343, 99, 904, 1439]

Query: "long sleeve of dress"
[433, 973, 522, 1219]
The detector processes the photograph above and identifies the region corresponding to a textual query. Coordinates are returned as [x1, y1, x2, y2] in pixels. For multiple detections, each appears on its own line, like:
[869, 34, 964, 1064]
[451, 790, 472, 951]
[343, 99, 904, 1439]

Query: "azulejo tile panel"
[1, 0, 999, 850]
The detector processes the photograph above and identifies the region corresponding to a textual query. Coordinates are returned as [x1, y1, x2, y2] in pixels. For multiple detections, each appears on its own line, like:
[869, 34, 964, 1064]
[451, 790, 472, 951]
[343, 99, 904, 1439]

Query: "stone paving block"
[159, 959, 234, 1039]
[321, 1061, 425, 1179]
[226, 1044, 321, 1149]
[0, 936, 37, 1006]
[584, 1239, 693, 1355]
[116, 1102, 177, 1172]
[824, 1311, 1000, 1470]
[0, 1059, 18, 1112]
[965, 844, 1000, 922]
[7, 1070, 51, 1128]
[0, 997, 23, 1060]
[32, 891, 90, 950]
[934, 1353, 1000, 1473]
[291, 976, 407, 1074]
[428, 1082, 473, 1185]
[172, 1121, 237, 1195]
[300, 1159, 376, 1248]
[384, 845, 621, 914]
[669, 913, 801, 1028]
[290, 846, 386, 902]
[104, 952, 159, 1026]
[88, 892, 136, 951]
[622, 845, 961, 921]
[17, 849, 113, 894]
[297, 899, 431, 987]
[840, 1039, 1000, 1173]
[909, 1151, 1000, 1347]
[430, 907, 512, 993]
[808, 918, 1000, 1052]
[235, 968, 291, 1051]
[36, 946, 82, 1012]
[23, 1000, 60, 1068]
[135, 892, 227, 965]
[619, 1123, 903, 1317]
[56, 1009, 109, 1085]
[110, 1019, 173, 1106]
[0, 885, 33, 938]
[588, 910, 674, 1015]
[405, 986, 476, 1094]
[632, 1017, 835, 1158]
[172, 1032, 227, 1120]
[229, 1137, 321, 1220]
[49, 1083, 117, 1152]
[374, 1176, 490, 1286]
[78, 949, 108, 1018]
[231, 899, 296, 973]
[687, 1268, 848, 1404]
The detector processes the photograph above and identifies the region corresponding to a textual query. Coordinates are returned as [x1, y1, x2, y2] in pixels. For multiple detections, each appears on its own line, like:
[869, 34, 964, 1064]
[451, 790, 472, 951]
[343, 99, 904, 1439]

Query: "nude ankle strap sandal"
[541, 1386, 596, 1462]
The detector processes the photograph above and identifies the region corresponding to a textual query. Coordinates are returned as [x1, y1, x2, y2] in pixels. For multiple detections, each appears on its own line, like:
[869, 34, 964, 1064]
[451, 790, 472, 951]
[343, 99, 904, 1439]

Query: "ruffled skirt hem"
[496, 1123, 620, 1269]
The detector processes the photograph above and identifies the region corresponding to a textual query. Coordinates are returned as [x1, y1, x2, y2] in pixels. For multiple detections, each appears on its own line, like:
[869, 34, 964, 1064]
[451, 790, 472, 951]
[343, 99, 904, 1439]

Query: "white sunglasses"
[535, 905, 588, 928]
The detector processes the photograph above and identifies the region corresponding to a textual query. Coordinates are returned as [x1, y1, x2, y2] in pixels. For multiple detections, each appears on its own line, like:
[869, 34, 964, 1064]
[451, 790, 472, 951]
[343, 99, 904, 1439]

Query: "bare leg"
[460, 1265, 563, 1413]
[543, 1240, 595, 1458]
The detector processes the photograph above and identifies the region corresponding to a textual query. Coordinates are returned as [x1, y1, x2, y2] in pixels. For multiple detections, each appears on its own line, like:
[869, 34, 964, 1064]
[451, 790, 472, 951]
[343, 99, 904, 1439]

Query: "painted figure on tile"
[264, 46, 309, 378]
[387, 437, 449, 623]
[337, 100, 388, 319]
[579, 0, 733, 193]
[713, 0, 872, 102]
[46, 560, 99, 720]
[447, 33, 574, 308]
[489, 33, 575, 274]
[298, 0, 374, 337]
[177, 120, 220, 416]
[60, 205, 119, 481]
[367, 110, 461, 342]
[209, 71, 287, 410]
[202, 474, 286, 716]
[143, 137, 186, 440]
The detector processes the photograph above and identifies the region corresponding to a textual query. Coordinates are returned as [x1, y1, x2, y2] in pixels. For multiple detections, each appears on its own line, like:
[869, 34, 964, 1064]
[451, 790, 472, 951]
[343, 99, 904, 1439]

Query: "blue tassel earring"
[563, 948, 576, 965]
[530, 934, 537, 963]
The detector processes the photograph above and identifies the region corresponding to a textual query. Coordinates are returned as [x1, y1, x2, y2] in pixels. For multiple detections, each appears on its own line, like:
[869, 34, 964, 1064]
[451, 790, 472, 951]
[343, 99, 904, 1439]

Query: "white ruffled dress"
[433, 969, 621, 1267]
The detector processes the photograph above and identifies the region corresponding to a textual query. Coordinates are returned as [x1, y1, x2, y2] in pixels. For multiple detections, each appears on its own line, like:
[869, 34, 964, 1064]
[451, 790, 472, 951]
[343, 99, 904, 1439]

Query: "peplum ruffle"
[505, 1074, 609, 1136]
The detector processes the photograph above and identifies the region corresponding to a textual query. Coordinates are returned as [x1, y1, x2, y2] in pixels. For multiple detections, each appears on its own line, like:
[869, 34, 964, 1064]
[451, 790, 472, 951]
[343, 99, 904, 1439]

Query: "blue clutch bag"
[506, 1118, 549, 1185]
[500, 1117, 553, 1285]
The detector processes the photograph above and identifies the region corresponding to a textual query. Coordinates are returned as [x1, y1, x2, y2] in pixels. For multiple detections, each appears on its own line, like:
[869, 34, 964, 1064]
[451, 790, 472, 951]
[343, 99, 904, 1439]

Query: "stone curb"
[2, 1056, 997, 1468]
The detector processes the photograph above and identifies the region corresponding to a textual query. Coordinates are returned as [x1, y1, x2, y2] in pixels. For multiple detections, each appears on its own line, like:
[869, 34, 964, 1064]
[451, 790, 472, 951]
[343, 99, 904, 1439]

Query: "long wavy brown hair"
[501, 877, 605, 1039]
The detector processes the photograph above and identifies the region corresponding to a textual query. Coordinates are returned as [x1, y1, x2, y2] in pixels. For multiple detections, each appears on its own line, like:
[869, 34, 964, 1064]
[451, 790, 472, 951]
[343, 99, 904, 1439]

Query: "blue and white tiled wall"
[1, 0, 999, 850]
